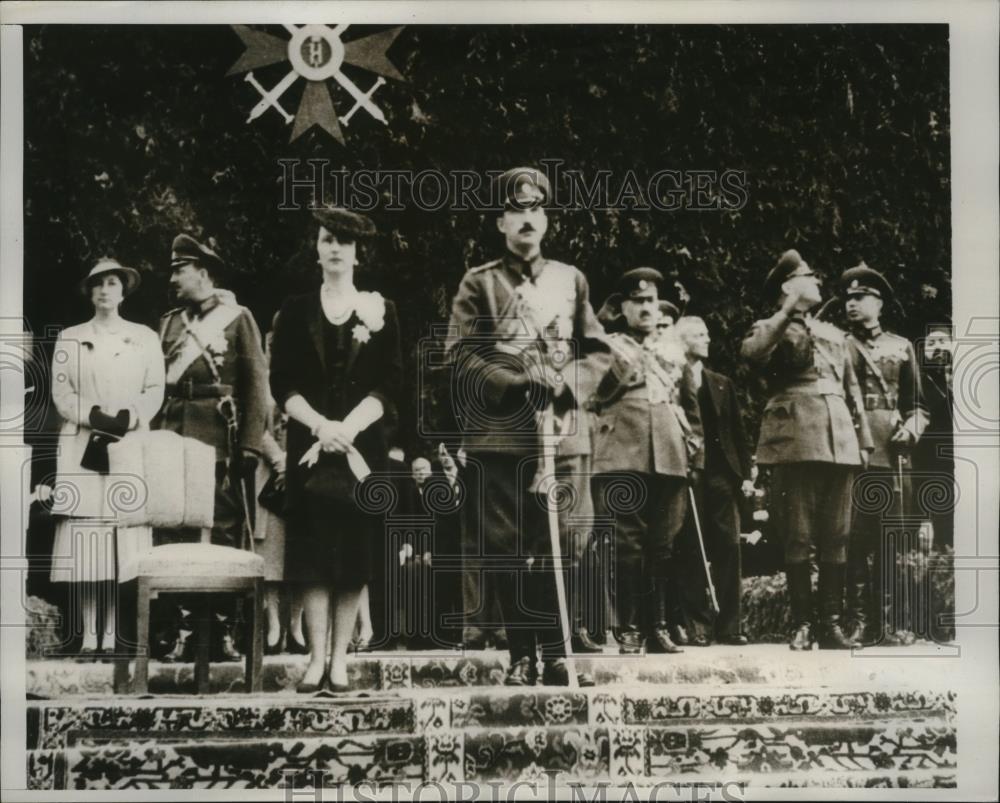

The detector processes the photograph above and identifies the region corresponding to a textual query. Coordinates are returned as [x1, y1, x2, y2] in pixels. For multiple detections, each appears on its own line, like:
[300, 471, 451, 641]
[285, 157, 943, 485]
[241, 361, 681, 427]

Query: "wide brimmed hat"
[79, 258, 141, 297]
[312, 207, 377, 240]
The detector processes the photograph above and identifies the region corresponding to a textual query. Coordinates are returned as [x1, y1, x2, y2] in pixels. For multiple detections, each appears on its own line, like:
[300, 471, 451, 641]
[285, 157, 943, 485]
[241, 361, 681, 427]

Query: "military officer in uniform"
[742, 250, 873, 650]
[151, 234, 269, 660]
[841, 264, 928, 646]
[589, 268, 702, 655]
[445, 167, 608, 686]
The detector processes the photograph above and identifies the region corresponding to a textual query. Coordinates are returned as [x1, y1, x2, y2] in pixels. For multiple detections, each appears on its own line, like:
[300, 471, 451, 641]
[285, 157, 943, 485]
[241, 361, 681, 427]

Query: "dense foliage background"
[23, 24, 951, 454]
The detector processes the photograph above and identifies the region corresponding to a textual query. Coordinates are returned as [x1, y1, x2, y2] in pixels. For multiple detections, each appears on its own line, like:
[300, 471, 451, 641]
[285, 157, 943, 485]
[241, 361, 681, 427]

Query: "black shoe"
[617, 630, 644, 655]
[789, 622, 814, 651]
[817, 563, 860, 650]
[718, 633, 749, 646]
[649, 625, 683, 654]
[688, 631, 712, 647]
[571, 629, 604, 654]
[213, 633, 243, 663]
[493, 630, 509, 651]
[463, 635, 488, 651]
[504, 656, 537, 686]
[286, 634, 309, 655]
[265, 628, 283, 656]
[670, 624, 689, 646]
[161, 630, 193, 663]
[577, 671, 596, 688]
[786, 564, 815, 651]
[541, 658, 570, 686]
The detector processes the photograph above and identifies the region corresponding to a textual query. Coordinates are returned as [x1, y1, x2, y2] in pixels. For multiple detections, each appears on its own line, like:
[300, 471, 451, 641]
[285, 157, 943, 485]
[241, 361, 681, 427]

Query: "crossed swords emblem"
[227, 24, 404, 144]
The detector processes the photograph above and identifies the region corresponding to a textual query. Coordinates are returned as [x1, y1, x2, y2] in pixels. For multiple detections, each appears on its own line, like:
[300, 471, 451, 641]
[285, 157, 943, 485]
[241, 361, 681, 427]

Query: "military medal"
[227, 24, 405, 144]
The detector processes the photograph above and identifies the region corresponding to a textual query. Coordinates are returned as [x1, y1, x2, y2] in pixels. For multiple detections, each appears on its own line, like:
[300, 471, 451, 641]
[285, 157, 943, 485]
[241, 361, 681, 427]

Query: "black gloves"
[89, 405, 130, 437]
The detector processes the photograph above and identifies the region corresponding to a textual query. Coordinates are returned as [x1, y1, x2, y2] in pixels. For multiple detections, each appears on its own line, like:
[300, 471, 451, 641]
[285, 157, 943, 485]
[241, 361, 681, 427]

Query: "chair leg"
[195, 598, 211, 695]
[247, 582, 264, 693]
[133, 580, 151, 694]
[113, 581, 133, 694]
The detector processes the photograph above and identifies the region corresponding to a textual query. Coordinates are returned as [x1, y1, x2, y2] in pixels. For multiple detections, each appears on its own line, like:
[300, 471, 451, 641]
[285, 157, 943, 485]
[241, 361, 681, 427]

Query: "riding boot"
[648, 574, 682, 653]
[785, 564, 814, 651]
[844, 552, 870, 644]
[817, 563, 860, 649]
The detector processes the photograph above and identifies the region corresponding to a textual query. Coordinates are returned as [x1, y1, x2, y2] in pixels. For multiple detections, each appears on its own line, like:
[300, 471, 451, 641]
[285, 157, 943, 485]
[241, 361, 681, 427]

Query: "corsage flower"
[351, 291, 386, 344]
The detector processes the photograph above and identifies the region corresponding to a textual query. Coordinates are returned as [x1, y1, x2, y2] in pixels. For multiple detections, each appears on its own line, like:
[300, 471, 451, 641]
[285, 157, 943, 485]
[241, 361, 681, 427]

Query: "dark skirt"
[285, 497, 375, 588]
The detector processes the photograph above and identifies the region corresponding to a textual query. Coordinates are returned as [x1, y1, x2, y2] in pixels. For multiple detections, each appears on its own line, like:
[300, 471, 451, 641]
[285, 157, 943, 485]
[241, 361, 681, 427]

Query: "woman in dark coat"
[269, 207, 401, 692]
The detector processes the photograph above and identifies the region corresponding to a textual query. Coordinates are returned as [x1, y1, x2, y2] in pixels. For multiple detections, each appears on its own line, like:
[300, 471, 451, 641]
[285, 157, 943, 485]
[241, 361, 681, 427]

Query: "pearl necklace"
[320, 284, 357, 324]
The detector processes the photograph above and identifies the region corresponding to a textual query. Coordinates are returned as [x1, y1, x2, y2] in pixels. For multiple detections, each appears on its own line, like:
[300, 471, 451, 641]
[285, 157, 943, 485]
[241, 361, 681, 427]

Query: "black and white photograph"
[1, 2, 997, 800]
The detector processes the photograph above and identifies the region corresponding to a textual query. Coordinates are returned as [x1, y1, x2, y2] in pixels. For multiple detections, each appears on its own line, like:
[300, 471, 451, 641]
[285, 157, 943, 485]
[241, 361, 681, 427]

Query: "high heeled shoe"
[322, 673, 352, 694]
[286, 634, 309, 655]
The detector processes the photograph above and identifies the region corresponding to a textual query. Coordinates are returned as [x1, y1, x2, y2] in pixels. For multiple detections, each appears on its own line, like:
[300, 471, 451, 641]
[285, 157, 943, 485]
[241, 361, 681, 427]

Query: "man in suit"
[674, 316, 754, 646]
[590, 268, 702, 655]
[841, 264, 929, 646]
[151, 234, 268, 660]
[741, 250, 873, 650]
[445, 166, 608, 686]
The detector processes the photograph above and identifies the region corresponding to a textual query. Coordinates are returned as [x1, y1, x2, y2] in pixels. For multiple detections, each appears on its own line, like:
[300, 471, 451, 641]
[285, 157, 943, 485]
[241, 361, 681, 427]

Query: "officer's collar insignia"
[228, 25, 406, 145]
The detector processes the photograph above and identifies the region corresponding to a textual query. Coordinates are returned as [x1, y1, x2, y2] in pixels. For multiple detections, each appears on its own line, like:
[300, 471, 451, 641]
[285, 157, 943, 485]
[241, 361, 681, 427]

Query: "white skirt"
[49, 520, 152, 584]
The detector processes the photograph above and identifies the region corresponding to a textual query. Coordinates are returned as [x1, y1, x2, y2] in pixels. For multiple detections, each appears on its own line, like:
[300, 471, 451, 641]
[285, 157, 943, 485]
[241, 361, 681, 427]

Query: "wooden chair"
[113, 541, 265, 694]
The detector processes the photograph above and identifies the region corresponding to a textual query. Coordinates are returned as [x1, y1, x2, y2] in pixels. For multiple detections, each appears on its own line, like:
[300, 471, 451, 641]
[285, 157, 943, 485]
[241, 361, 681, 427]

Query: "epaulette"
[467, 258, 504, 275]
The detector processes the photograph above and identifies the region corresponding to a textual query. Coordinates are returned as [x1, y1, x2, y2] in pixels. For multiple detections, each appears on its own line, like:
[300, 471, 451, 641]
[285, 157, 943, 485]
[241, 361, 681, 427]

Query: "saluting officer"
[445, 167, 608, 686]
[841, 264, 928, 646]
[741, 250, 873, 650]
[589, 268, 701, 655]
[151, 234, 268, 661]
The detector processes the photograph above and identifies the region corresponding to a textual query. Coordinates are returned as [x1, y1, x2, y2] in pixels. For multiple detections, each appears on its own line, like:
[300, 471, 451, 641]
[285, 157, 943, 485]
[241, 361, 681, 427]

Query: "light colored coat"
[50, 319, 165, 519]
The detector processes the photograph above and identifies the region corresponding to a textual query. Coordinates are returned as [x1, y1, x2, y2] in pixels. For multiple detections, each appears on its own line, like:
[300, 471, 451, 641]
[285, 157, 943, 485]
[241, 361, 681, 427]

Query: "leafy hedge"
[24, 24, 950, 455]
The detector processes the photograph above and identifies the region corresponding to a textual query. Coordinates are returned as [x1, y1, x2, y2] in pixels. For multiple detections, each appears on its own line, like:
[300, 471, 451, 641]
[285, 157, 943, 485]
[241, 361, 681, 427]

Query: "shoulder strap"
[848, 334, 892, 397]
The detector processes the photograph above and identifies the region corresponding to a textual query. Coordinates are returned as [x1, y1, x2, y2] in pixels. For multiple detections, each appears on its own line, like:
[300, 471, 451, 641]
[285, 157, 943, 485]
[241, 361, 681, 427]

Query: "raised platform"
[24, 646, 958, 790]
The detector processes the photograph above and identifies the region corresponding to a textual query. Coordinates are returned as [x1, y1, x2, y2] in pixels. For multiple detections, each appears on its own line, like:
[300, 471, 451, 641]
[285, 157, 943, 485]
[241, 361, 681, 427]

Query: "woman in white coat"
[49, 259, 165, 659]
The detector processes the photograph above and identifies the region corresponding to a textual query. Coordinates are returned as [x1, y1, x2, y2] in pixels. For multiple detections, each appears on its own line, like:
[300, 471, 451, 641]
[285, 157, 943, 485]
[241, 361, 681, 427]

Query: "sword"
[541, 403, 579, 688]
[245, 70, 297, 124]
[688, 483, 720, 615]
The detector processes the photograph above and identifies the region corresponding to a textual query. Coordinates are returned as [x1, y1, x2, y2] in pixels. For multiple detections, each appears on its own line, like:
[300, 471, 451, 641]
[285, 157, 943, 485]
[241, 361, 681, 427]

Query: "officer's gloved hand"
[238, 448, 259, 477]
[88, 406, 130, 438]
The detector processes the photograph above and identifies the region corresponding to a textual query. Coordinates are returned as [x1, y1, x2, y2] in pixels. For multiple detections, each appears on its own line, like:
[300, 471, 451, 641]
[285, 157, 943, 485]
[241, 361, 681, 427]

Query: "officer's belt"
[864, 392, 898, 411]
[166, 380, 234, 400]
[779, 378, 844, 397]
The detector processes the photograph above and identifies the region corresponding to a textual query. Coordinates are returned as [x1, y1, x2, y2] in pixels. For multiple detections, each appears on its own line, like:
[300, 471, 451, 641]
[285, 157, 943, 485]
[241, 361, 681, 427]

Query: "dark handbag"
[257, 471, 286, 516]
[302, 452, 359, 506]
[80, 407, 130, 474]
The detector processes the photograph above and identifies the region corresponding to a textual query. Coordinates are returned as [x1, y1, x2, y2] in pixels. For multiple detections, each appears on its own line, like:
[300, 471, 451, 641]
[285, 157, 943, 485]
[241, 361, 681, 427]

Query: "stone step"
[26, 716, 956, 790]
[27, 687, 955, 750]
[26, 643, 962, 697]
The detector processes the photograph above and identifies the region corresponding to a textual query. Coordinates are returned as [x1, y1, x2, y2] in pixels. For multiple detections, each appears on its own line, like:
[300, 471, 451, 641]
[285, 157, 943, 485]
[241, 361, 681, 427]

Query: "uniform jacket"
[269, 291, 402, 513]
[445, 252, 609, 455]
[697, 366, 753, 483]
[589, 330, 701, 478]
[50, 318, 165, 519]
[742, 310, 873, 466]
[846, 326, 928, 469]
[152, 294, 268, 459]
